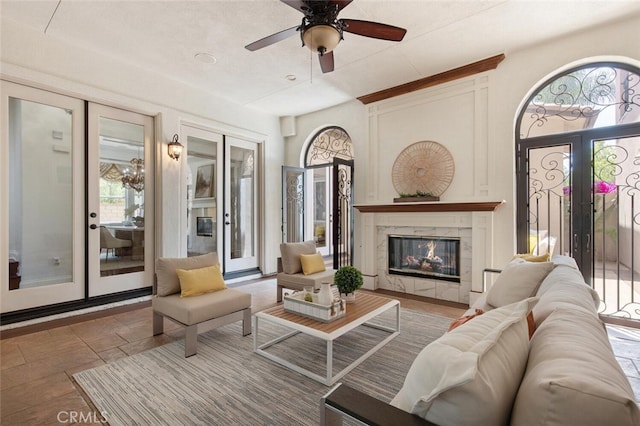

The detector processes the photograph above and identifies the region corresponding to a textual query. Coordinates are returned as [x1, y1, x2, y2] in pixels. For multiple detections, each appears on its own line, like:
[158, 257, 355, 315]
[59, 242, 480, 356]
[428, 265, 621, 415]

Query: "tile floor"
[607, 323, 640, 403]
[0, 278, 638, 425]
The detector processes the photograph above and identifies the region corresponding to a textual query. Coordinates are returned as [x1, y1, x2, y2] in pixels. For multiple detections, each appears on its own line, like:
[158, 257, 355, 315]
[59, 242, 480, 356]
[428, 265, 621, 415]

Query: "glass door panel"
[282, 166, 305, 243]
[88, 104, 153, 297]
[183, 126, 223, 257]
[525, 144, 573, 258]
[225, 137, 259, 272]
[308, 167, 332, 256]
[1, 81, 85, 313]
[592, 135, 640, 319]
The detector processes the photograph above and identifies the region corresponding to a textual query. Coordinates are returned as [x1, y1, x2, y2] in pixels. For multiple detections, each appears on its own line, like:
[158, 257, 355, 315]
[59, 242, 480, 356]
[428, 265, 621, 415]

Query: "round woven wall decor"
[391, 141, 455, 196]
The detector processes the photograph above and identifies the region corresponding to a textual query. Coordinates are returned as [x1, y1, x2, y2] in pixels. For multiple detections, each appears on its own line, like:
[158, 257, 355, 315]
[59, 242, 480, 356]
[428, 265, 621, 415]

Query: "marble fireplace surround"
[355, 202, 503, 307]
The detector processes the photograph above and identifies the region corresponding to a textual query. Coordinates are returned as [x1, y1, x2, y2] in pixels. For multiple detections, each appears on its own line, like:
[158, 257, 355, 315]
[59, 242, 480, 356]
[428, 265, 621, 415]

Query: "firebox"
[388, 235, 461, 283]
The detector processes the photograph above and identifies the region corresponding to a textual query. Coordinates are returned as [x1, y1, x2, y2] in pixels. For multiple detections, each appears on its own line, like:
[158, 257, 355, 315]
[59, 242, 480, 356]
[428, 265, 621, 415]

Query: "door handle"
[585, 233, 591, 253]
[89, 224, 97, 230]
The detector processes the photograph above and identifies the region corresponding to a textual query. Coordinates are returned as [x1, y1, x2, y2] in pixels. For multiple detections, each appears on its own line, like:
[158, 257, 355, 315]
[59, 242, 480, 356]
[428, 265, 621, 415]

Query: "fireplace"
[388, 235, 461, 283]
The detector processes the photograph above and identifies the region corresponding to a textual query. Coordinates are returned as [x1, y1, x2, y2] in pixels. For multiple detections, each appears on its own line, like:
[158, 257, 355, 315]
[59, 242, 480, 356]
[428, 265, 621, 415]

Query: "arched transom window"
[304, 126, 354, 167]
[518, 63, 640, 139]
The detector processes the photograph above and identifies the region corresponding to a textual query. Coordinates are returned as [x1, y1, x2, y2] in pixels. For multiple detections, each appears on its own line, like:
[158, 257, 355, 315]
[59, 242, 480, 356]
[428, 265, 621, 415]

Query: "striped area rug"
[74, 308, 451, 425]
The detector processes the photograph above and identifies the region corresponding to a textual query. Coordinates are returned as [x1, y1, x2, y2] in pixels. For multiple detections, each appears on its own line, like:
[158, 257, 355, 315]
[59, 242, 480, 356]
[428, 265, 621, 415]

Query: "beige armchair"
[99, 226, 132, 261]
[277, 241, 335, 302]
[152, 252, 251, 357]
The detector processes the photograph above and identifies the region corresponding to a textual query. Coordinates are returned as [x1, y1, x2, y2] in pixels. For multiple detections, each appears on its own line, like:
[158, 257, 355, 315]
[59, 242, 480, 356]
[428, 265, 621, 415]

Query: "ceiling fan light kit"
[302, 24, 341, 54]
[245, 0, 407, 73]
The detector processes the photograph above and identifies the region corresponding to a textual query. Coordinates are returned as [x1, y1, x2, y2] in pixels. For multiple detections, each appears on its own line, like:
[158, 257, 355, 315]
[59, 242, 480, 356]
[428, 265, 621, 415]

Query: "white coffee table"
[253, 292, 400, 386]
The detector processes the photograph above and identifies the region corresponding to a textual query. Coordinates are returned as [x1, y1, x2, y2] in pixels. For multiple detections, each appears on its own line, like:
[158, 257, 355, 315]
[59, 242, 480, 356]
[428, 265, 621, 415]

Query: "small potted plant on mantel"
[393, 190, 439, 203]
[334, 266, 363, 303]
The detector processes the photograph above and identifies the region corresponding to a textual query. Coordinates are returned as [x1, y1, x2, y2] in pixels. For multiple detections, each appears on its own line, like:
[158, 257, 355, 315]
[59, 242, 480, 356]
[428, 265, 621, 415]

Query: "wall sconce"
[168, 134, 183, 161]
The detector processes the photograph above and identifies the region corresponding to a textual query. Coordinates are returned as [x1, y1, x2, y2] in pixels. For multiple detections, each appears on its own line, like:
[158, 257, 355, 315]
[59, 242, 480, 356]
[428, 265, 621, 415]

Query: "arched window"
[515, 61, 640, 323]
[304, 126, 354, 167]
[518, 63, 640, 139]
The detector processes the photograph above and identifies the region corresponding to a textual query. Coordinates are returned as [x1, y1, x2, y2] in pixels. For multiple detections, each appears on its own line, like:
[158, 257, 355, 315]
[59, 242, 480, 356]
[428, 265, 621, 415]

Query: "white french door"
[1, 81, 85, 312]
[87, 104, 154, 297]
[224, 137, 259, 272]
[182, 125, 223, 258]
[307, 167, 333, 257]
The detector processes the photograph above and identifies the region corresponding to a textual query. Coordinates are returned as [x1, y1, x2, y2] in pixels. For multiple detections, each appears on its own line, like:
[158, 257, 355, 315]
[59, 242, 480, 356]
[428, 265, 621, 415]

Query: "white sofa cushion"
[532, 262, 600, 327]
[511, 307, 640, 426]
[390, 297, 538, 425]
[486, 260, 554, 308]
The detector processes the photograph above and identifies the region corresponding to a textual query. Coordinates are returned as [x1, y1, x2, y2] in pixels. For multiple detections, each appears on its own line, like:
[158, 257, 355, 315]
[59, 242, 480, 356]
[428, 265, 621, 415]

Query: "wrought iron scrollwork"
[594, 143, 640, 226]
[286, 174, 304, 211]
[521, 65, 640, 139]
[306, 126, 354, 167]
[528, 150, 570, 226]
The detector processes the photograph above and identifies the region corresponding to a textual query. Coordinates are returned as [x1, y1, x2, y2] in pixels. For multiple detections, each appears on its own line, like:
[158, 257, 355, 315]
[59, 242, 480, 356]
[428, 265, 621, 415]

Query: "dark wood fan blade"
[329, 0, 353, 12]
[245, 26, 299, 51]
[281, 0, 311, 14]
[319, 51, 334, 73]
[341, 19, 407, 41]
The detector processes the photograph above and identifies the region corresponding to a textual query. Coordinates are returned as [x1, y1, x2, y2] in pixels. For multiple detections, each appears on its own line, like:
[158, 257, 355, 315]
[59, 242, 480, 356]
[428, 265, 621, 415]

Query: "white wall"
[1, 18, 285, 277]
[285, 14, 640, 271]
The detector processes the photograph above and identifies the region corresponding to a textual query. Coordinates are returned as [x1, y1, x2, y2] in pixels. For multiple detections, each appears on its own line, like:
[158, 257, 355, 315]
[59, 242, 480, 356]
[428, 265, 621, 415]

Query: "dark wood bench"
[320, 383, 437, 426]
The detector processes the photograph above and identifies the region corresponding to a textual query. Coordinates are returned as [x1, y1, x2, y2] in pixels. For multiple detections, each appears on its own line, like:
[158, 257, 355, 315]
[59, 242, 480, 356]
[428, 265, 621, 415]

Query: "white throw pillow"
[486, 260, 554, 308]
[390, 297, 538, 425]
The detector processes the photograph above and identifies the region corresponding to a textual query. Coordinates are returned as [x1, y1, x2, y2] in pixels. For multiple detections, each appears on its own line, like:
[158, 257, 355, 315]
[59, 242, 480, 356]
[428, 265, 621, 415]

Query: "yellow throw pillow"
[176, 264, 226, 298]
[513, 253, 551, 262]
[300, 252, 326, 275]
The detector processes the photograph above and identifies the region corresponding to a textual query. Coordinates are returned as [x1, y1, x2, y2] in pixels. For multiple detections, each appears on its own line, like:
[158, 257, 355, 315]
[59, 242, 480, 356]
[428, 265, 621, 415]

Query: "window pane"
[187, 136, 218, 256]
[520, 65, 640, 139]
[99, 117, 145, 276]
[230, 146, 254, 259]
[9, 97, 74, 289]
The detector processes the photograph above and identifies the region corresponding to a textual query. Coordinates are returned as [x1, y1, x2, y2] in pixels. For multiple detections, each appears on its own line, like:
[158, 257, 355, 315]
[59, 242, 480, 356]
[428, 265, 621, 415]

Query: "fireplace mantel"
[356, 202, 501, 306]
[354, 201, 504, 213]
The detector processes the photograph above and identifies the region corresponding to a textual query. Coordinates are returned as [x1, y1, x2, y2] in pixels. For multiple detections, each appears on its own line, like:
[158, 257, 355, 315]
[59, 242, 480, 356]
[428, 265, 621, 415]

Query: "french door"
[282, 166, 306, 243]
[518, 124, 640, 321]
[183, 125, 223, 258]
[310, 167, 333, 257]
[332, 158, 354, 268]
[182, 128, 260, 275]
[281, 159, 353, 269]
[224, 137, 260, 273]
[1, 81, 86, 312]
[87, 104, 154, 297]
[282, 165, 334, 255]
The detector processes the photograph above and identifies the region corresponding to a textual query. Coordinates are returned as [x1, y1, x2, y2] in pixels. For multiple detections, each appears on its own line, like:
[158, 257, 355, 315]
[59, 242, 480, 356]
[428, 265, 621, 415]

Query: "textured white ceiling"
[2, 0, 639, 117]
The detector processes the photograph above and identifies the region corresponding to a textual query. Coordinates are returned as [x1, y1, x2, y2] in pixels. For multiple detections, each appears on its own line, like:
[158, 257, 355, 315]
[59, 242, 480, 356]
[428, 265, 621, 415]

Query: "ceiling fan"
[245, 0, 407, 73]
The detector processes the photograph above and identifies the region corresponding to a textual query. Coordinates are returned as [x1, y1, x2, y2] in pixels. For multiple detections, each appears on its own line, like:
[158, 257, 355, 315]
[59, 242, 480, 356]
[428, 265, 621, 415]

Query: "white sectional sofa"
[321, 255, 639, 425]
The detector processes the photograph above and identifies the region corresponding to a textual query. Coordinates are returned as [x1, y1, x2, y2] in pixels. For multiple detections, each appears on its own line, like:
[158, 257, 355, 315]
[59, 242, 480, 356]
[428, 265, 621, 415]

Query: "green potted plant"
[334, 266, 363, 303]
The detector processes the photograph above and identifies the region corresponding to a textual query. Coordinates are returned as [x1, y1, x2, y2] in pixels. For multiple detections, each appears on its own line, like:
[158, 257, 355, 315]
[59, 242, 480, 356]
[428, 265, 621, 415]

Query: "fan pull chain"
[44, 0, 62, 34]
[309, 48, 313, 84]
